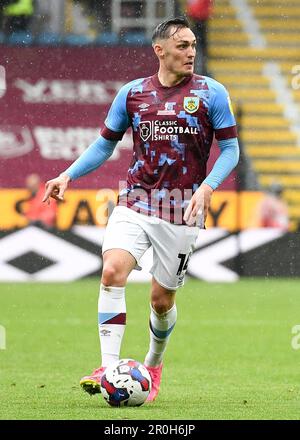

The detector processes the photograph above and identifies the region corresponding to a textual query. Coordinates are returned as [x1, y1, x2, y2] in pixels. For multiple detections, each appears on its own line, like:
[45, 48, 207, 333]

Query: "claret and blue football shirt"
[100, 73, 238, 222]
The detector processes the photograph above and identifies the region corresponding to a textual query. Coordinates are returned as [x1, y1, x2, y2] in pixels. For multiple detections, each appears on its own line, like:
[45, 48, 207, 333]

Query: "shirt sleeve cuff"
[214, 125, 238, 140]
[101, 125, 125, 141]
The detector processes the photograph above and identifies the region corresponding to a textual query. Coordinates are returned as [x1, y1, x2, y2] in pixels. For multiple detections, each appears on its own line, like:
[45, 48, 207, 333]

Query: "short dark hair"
[152, 17, 191, 43]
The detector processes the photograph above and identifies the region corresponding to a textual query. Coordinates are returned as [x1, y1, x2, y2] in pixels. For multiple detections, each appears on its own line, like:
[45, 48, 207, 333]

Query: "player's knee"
[151, 295, 174, 315]
[101, 263, 127, 286]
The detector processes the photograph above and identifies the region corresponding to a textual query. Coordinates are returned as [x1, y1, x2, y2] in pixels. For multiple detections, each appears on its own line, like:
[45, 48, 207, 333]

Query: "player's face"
[160, 27, 196, 77]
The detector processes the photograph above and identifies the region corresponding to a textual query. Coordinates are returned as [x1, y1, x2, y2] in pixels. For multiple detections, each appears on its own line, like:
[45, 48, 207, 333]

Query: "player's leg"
[145, 277, 176, 367]
[144, 221, 199, 401]
[80, 249, 136, 395]
[80, 207, 151, 395]
[98, 248, 136, 368]
[144, 278, 177, 401]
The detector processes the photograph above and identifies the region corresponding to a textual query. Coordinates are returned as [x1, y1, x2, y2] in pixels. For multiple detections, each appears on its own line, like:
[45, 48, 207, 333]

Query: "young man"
[43, 17, 239, 402]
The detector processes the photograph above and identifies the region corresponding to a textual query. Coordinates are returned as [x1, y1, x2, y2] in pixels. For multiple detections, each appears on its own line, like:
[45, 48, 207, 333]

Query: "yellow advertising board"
[0, 189, 265, 231]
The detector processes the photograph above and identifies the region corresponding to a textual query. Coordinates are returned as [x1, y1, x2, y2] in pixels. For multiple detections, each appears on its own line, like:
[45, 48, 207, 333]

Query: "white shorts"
[102, 206, 199, 290]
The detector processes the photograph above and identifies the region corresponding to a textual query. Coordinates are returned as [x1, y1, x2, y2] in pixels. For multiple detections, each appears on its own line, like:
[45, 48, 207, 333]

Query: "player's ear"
[153, 42, 164, 59]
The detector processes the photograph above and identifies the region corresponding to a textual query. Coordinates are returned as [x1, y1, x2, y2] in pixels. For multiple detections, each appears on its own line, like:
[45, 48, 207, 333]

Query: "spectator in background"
[16, 173, 58, 228]
[2, 0, 34, 35]
[255, 183, 289, 230]
[186, 0, 213, 76]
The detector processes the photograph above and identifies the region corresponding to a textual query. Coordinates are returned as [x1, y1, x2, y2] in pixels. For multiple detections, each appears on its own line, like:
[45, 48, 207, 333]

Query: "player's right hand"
[183, 183, 213, 228]
[42, 173, 71, 203]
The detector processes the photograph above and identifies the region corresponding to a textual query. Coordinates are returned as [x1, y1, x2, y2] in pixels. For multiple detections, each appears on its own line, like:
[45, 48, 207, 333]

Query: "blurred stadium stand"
[111, 0, 174, 39]
[62, 32, 93, 45]
[34, 31, 62, 46]
[93, 31, 119, 45]
[208, 0, 300, 230]
[6, 30, 33, 45]
[0, 0, 176, 45]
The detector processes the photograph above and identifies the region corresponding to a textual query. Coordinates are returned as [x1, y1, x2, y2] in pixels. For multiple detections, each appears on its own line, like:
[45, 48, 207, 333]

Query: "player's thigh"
[102, 206, 151, 265]
[149, 223, 198, 290]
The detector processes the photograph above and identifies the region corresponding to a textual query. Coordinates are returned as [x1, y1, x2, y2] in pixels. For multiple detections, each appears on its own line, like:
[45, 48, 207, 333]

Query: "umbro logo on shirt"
[138, 103, 150, 111]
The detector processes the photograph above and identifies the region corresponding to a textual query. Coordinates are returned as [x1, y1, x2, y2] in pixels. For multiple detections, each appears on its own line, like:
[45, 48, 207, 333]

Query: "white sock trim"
[100, 283, 125, 299]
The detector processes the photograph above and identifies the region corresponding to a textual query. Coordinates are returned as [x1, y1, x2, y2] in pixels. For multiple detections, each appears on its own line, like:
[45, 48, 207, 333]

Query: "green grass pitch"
[0, 279, 300, 420]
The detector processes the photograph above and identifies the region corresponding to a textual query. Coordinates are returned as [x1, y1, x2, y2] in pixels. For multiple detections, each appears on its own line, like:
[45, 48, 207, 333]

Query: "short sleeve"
[102, 78, 144, 141]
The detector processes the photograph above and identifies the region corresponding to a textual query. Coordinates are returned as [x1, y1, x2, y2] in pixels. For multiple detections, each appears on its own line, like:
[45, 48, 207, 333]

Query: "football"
[100, 359, 152, 407]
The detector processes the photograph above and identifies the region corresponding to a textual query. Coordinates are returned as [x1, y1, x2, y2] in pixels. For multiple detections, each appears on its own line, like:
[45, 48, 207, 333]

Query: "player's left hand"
[183, 183, 213, 227]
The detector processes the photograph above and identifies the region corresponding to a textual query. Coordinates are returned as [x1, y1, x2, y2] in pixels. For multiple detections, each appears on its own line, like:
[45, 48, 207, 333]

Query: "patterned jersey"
[101, 73, 237, 224]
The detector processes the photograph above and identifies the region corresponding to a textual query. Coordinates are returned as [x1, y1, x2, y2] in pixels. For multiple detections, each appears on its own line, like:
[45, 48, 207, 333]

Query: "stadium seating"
[34, 32, 62, 46]
[63, 33, 93, 46]
[7, 31, 33, 46]
[120, 31, 151, 46]
[209, 0, 300, 229]
[94, 32, 119, 45]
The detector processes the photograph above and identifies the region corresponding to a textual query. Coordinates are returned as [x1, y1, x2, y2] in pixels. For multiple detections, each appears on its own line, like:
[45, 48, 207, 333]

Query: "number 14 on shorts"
[177, 253, 192, 276]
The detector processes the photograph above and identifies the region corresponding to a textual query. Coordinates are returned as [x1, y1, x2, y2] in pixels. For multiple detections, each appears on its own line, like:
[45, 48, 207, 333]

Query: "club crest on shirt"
[183, 96, 199, 114]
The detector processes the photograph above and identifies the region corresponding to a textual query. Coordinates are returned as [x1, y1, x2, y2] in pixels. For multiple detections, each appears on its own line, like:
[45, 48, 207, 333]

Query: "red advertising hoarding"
[0, 46, 236, 189]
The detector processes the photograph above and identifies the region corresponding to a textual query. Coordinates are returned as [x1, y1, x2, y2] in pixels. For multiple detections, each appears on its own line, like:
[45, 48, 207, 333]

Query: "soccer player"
[43, 17, 239, 402]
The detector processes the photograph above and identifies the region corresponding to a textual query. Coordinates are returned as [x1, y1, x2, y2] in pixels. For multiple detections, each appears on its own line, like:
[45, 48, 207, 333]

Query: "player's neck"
[157, 69, 191, 87]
